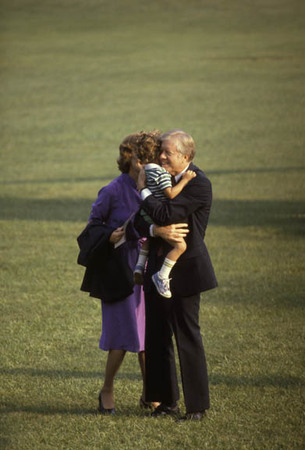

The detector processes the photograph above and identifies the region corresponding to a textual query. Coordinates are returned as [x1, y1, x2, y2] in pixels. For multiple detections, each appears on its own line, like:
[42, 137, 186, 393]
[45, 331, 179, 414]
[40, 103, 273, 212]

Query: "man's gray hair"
[160, 129, 196, 161]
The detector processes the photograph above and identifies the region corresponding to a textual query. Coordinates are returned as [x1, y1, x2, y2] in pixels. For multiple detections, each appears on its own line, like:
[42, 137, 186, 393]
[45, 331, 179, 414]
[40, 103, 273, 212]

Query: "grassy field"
[1, 0, 304, 448]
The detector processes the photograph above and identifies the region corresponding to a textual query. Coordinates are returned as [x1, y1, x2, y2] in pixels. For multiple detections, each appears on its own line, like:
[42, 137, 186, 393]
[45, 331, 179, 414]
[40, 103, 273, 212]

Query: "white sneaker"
[152, 272, 172, 298]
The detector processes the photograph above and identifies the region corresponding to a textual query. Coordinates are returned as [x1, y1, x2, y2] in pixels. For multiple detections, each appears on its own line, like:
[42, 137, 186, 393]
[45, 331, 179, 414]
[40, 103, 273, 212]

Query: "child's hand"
[182, 170, 196, 181]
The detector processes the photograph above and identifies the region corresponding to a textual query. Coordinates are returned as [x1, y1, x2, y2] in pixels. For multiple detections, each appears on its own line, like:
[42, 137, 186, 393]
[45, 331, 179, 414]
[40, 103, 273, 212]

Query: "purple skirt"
[99, 240, 145, 353]
[99, 284, 145, 353]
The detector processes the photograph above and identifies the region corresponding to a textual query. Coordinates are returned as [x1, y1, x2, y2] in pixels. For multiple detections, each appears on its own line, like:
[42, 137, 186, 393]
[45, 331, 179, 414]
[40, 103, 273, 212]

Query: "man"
[135, 129, 217, 421]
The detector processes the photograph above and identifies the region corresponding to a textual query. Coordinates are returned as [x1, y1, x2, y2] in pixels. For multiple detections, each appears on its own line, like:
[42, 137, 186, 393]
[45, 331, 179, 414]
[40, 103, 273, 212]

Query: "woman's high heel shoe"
[139, 397, 160, 410]
[139, 397, 152, 409]
[98, 391, 115, 415]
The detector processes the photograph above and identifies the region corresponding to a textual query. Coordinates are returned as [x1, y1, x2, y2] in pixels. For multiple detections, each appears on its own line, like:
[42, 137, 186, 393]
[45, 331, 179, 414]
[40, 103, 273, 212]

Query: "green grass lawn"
[1, 0, 304, 448]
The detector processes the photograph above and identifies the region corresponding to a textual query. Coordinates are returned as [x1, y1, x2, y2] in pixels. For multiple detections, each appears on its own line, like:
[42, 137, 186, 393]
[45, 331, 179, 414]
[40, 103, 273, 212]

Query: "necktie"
[171, 175, 177, 186]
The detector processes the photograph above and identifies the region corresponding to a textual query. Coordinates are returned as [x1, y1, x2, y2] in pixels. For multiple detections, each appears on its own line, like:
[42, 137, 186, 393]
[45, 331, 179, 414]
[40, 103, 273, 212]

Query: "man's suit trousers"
[145, 289, 210, 413]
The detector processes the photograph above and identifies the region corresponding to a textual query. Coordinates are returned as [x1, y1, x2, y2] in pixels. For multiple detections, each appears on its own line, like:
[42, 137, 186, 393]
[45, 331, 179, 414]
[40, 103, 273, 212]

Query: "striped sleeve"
[158, 171, 172, 190]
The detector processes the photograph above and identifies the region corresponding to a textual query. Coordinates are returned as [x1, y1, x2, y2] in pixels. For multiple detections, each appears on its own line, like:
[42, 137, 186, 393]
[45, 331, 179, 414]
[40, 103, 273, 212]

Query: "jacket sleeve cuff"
[140, 188, 152, 200]
[149, 224, 155, 237]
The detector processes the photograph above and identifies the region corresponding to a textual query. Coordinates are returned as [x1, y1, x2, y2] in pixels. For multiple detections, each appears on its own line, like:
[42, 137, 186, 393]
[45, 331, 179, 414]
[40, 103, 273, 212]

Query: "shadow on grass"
[209, 373, 304, 388]
[209, 199, 305, 234]
[206, 166, 305, 176]
[0, 197, 304, 234]
[1, 368, 303, 388]
[0, 403, 157, 418]
[0, 404, 98, 416]
[1, 368, 303, 417]
[0, 175, 116, 186]
[0, 403, 151, 418]
[0, 367, 140, 381]
[0, 166, 303, 186]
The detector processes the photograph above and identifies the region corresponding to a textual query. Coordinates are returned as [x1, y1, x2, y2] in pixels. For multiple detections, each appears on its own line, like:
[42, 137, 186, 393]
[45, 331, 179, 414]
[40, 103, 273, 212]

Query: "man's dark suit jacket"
[133, 162, 217, 297]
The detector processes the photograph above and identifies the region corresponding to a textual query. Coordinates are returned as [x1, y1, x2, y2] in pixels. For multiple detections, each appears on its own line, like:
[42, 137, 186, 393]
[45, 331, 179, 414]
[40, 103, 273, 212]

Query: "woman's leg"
[138, 351, 160, 408]
[138, 351, 146, 400]
[101, 349, 126, 409]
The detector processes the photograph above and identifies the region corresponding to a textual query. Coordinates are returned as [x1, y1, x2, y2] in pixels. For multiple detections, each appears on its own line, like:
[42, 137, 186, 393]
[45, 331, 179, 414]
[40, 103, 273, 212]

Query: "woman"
[83, 131, 162, 414]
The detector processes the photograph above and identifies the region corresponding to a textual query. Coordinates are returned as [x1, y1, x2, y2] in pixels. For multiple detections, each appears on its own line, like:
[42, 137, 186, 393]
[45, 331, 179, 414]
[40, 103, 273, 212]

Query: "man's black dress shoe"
[177, 411, 205, 423]
[98, 392, 115, 415]
[151, 403, 180, 418]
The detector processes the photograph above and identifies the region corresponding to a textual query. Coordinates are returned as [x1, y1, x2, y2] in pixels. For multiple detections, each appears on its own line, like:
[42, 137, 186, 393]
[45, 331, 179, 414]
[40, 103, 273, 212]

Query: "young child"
[134, 157, 196, 298]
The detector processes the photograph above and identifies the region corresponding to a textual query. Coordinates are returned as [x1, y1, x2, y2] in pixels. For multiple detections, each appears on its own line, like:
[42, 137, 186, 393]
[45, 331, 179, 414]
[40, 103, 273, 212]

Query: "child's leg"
[152, 240, 186, 298]
[136, 239, 149, 268]
[166, 240, 187, 262]
[158, 239, 186, 280]
[134, 239, 149, 285]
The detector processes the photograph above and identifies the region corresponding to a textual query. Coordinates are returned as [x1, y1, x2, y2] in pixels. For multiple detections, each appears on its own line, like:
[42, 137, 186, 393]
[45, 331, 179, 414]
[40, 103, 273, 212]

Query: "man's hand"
[109, 227, 124, 243]
[153, 223, 189, 243]
[137, 167, 146, 192]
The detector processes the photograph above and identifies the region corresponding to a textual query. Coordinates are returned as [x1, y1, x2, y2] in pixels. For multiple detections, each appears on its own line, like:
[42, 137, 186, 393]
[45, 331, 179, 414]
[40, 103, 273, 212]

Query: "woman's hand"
[153, 223, 189, 243]
[109, 227, 125, 244]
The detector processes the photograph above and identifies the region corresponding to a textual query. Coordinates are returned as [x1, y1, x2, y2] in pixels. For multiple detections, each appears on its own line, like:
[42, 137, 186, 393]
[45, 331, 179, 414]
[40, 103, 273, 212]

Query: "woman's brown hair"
[117, 130, 162, 173]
